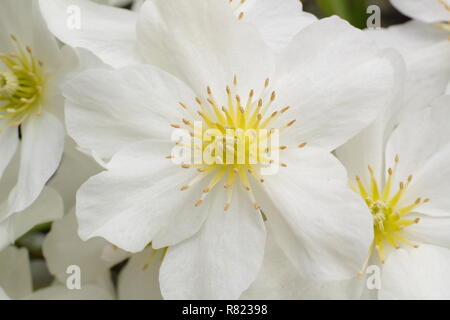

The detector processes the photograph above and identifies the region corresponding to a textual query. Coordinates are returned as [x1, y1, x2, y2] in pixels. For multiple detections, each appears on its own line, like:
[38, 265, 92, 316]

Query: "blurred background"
[302, 0, 409, 28]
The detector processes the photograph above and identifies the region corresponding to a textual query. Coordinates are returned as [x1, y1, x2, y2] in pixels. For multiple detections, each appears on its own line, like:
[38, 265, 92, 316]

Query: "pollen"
[352, 155, 428, 268]
[0, 34, 45, 130]
[169, 76, 305, 211]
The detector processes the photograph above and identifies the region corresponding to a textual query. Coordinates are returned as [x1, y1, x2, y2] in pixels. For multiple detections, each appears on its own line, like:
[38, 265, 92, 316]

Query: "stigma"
[0, 34, 45, 130]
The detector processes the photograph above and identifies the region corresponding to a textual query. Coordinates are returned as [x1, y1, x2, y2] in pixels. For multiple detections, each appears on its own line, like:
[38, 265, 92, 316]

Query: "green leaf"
[316, 0, 367, 29]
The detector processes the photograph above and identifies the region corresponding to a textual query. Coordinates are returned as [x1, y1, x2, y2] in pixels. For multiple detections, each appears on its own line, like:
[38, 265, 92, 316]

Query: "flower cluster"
[0, 0, 449, 300]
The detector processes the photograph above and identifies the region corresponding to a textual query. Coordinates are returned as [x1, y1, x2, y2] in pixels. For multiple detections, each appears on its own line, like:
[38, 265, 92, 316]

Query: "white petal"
[8, 112, 64, 214]
[367, 21, 450, 121]
[380, 245, 450, 299]
[405, 214, 450, 249]
[53, 46, 110, 92]
[254, 146, 373, 281]
[275, 17, 397, 151]
[0, 187, 63, 250]
[239, 0, 317, 52]
[63, 64, 194, 160]
[39, 0, 139, 68]
[366, 20, 449, 53]
[25, 283, 114, 300]
[43, 210, 118, 284]
[47, 138, 103, 210]
[0, 0, 61, 71]
[241, 227, 366, 299]
[137, 0, 274, 98]
[159, 186, 266, 299]
[76, 140, 212, 252]
[0, 246, 32, 299]
[118, 248, 163, 300]
[0, 287, 10, 300]
[385, 97, 450, 216]
[391, 0, 450, 23]
[335, 50, 406, 185]
[0, 126, 19, 181]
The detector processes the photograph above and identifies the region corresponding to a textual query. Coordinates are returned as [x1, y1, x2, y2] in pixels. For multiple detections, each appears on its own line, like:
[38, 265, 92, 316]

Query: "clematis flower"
[335, 90, 450, 299]
[61, 0, 399, 299]
[0, 0, 68, 220]
[39, 0, 317, 68]
[247, 16, 450, 297]
[245, 93, 450, 300]
[391, 0, 450, 26]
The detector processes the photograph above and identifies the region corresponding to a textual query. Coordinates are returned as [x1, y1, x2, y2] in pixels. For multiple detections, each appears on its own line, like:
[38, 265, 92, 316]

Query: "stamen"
[174, 76, 295, 211]
[352, 155, 428, 264]
[0, 35, 45, 129]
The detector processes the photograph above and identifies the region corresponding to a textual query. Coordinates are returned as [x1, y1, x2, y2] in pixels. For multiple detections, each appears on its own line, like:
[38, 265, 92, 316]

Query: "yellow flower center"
[0, 34, 45, 129]
[352, 155, 429, 267]
[169, 76, 305, 211]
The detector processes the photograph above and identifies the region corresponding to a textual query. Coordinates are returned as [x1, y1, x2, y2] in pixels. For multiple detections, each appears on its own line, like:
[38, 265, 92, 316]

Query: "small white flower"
[62, 0, 399, 299]
[336, 92, 450, 299]
[0, 0, 67, 219]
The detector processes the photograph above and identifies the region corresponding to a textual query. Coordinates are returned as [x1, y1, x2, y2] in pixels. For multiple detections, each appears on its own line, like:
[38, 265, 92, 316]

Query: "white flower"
[335, 91, 450, 299]
[245, 94, 450, 300]
[391, 0, 450, 24]
[0, 136, 64, 249]
[0, 0, 67, 219]
[62, 0, 398, 299]
[39, 0, 318, 68]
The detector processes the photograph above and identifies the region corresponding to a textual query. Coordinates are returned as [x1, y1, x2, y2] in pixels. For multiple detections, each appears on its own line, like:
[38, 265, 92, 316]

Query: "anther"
[195, 200, 203, 207]
[286, 119, 296, 127]
[281, 106, 290, 113]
